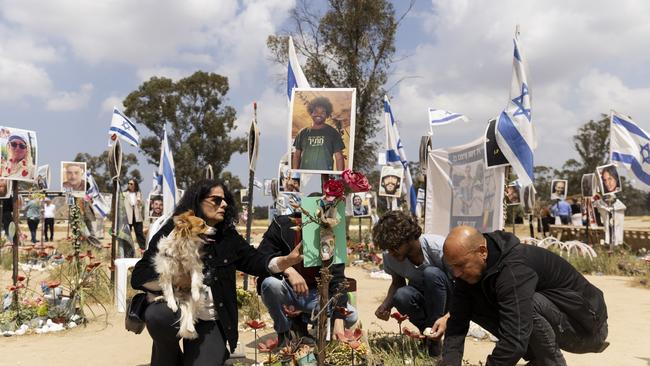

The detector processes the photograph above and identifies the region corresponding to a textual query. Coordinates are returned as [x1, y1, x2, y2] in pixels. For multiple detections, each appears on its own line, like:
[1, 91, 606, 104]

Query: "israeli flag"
[610, 111, 650, 192]
[158, 128, 177, 215]
[384, 95, 417, 214]
[428, 108, 469, 128]
[109, 107, 140, 147]
[85, 171, 109, 217]
[495, 27, 536, 187]
[287, 36, 310, 102]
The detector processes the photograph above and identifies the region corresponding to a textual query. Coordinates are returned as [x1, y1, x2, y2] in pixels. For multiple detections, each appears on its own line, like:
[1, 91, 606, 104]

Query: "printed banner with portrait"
[379, 165, 403, 198]
[550, 179, 568, 200]
[0, 127, 38, 182]
[425, 137, 505, 235]
[597, 164, 622, 196]
[263, 179, 273, 196]
[289, 88, 356, 174]
[61, 161, 87, 195]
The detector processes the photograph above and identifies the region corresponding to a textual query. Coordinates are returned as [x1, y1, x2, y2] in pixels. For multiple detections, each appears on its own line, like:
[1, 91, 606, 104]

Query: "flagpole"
[109, 140, 123, 288]
[243, 103, 258, 291]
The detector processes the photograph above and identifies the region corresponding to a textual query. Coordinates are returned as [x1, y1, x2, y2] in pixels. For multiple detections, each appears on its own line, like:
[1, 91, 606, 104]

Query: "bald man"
[436, 227, 608, 366]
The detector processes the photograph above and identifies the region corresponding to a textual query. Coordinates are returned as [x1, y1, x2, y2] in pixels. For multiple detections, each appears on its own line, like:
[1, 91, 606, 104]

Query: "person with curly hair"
[371, 211, 451, 356]
[292, 96, 345, 171]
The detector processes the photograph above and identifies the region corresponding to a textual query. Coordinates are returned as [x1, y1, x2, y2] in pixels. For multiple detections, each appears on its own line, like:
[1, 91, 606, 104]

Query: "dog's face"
[173, 210, 216, 239]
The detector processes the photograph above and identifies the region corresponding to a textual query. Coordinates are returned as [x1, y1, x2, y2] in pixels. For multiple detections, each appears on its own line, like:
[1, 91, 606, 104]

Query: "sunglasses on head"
[206, 195, 225, 206]
[10, 142, 27, 150]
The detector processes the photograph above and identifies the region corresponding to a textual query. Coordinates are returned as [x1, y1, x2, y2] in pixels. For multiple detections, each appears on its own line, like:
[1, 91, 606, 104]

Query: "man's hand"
[286, 242, 304, 266]
[285, 268, 308, 296]
[332, 319, 345, 340]
[375, 303, 391, 321]
[428, 314, 450, 340]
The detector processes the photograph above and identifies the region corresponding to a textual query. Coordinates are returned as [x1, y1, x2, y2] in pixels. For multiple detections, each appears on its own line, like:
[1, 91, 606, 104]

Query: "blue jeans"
[392, 266, 451, 332]
[27, 219, 39, 243]
[260, 276, 358, 333]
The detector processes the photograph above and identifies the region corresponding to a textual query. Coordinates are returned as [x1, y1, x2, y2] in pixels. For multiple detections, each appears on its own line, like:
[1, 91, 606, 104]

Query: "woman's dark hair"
[372, 211, 422, 251]
[602, 165, 619, 181]
[307, 96, 333, 117]
[127, 179, 140, 192]
[172, 179, 238, 229]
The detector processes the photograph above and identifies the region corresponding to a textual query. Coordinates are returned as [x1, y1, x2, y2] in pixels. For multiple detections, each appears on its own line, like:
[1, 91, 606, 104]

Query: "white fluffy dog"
[154, 210, 215, 339]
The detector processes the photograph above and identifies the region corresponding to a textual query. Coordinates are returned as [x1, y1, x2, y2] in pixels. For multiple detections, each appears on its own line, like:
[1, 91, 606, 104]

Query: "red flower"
[339, 328, 363, 343]
[53, 255, 63, 260]
[65, 255, 74, 261]
[282, 304, 302, 317]
[403, 327, 424, 339]
[38, 251, 48, 258]
[257, 338, 279, 353]
[391, 311, 408, 323]
[348, 340, 362, 350]
[322, 179, 345, 201]
[7, 285, 16, 292]
[17, 275, 25, 282]
[335, 306, 354, 318]
[102, 243, 111, 249]
[246, 319, 266, 330]
[86, 250, 95, 260]
[16, 283, 25, 289]
[23, 246, 34, 252]
[342, 169, 371, 192]
[46, 280, 61, 289]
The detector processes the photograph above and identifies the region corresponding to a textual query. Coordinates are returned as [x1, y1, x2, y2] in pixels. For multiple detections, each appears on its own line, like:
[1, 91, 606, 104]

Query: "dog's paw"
[178, 328, 199, 340]
[166, 300, 178, 312]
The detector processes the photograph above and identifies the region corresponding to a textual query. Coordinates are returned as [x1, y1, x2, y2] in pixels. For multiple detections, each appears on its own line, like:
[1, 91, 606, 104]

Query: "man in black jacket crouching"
[436, 226, 608, 366]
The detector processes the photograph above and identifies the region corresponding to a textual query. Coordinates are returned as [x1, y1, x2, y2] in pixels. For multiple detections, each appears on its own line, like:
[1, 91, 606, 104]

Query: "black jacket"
[130, 219, 271, 352]
[255, 215, 348, 319]
[441, 231, 607, 366]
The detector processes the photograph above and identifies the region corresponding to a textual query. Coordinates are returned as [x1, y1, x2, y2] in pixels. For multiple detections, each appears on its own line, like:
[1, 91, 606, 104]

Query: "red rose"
[323, 179, 345, 201]
[342, 169, 371, 192]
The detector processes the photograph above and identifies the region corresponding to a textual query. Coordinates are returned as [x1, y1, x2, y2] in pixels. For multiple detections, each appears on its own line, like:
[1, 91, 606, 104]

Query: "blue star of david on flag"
[512, 83, 531, 121]
[641, 143, 650, 164]
[109, 107, 140, 147]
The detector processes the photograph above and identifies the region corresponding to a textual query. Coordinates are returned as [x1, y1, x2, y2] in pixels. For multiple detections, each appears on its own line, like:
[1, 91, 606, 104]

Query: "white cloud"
[0, 58, 52, 101]
[136, 67, 187, 82]
[46, 83, 93, 111]
[101, 96, 125, 113]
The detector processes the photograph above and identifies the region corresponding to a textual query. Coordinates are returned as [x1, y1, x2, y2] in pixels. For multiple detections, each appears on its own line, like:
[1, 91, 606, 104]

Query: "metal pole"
[40, 193, 45, 246]
[243, 169, 255, 291]
[511, 205, 516, 235]
[528, 213, 534, 238]
[358, 216, 362, 243]
[11, 183, 19, 307]
[110, 179, 118, 287]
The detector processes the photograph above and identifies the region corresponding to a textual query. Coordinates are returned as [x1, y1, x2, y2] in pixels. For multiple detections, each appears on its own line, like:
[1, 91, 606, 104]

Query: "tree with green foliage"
[74, 151, 141, 192]
[122, 71, 247, 188]
[267, 0, 413, 172]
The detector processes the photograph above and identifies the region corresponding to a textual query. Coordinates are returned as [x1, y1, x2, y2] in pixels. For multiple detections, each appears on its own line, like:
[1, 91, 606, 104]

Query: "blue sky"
[3, 0, 650, 199]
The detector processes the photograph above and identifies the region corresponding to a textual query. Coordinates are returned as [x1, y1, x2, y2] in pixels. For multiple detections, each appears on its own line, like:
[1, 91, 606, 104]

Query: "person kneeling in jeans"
[256, 214, 357, 346]
[372, 211, 452, 356]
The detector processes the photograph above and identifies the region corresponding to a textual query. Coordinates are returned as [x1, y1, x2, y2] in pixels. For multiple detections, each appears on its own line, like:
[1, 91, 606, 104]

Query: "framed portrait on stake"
[581, 173, 596, 197]
[347, 192, 372, 217]
[505, 184, 521, 206]
[288, 88, 356, 175]
[597, 164, 621, 196]
[550, 179, 567, 200]
[0, 179, 11, 199]
[148, 194, 164, 219]
[379, 165, 403, 198]
[35, 165, 50, 190]
[0, 127, 38, 182]
[61, 161, 87, 195]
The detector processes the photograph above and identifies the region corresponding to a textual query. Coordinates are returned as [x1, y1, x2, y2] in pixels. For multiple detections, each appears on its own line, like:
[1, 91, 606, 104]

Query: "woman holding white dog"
[131, 180, 303, 366]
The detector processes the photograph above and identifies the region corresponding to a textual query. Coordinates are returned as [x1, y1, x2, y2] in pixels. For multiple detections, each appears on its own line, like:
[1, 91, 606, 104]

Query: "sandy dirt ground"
[1, 264, 650, 366]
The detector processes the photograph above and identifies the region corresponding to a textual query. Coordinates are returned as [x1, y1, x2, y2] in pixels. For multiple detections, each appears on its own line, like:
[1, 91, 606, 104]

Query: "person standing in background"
[25, 197, 40, 243]
[123, 179, 146, 250]
[43, 198, 56, 242]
